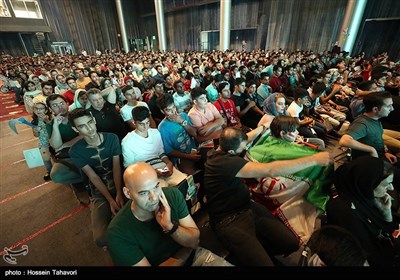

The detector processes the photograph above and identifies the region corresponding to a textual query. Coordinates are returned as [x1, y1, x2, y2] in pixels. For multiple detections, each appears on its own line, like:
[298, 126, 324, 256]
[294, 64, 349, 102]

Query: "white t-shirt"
[286, 101, 303, 118]
[120, 102, 149, 122]
[121, 128, 165, 168]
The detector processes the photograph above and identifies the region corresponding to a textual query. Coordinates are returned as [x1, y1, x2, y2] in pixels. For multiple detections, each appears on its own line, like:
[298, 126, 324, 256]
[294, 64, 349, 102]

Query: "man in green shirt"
[107, 162, 200, 266]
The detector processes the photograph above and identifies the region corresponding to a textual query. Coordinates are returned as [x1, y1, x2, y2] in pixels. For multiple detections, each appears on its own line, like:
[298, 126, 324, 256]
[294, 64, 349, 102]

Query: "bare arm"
[339, 134, 378, 157]
[197, 117, 224, 136]
[320, 87, 340, 104]
[236, 151, 332, 178]
[246, 125, 267, 143]
[82, 165, 121, 215]
[112, 155, 124, 207]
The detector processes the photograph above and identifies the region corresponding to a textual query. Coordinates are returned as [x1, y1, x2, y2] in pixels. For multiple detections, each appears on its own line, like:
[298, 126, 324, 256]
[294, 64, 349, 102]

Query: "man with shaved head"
[107, 162, 200, 266]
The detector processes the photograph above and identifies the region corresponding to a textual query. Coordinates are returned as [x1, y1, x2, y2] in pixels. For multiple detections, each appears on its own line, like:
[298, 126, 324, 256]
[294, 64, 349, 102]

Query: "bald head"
[124, 162, 158, 192]
[219, 127, 248, 152]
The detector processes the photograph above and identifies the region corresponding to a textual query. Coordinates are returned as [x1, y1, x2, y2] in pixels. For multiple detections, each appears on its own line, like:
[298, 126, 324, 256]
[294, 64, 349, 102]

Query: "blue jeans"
[210, 201, 299, 266]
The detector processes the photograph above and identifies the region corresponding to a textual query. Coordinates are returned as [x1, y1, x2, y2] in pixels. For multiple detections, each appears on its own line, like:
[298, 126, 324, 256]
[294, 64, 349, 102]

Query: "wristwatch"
[181, 120, 188, 126]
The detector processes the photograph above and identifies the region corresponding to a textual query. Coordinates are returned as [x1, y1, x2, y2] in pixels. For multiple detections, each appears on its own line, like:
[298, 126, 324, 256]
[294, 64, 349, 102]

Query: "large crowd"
[1, 47, 400, 266]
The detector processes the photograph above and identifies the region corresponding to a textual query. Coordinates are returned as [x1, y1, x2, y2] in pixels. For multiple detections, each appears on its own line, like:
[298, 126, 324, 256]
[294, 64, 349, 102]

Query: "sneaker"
[43, 173, 51, 181]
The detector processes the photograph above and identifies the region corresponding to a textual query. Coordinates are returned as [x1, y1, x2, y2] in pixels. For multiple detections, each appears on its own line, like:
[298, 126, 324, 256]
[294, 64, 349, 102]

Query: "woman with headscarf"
[259, 92, 325, 150]
[68, 89, 90, 111]
[327, 156, 400, 266]
[54, 74, 68, 95]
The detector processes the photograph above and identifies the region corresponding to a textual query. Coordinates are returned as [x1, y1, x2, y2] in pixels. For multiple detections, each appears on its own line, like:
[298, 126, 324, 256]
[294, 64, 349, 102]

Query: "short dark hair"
[122, 85, 133, 95]
[68, 108, 92, 127]
[363, 91, 392, 112]
[86, 88, 102, 99]
[191, 87, 207, 101]
[65, 76, 76, 84]
[306, 225, 366, 266]
[156, 94, 174, 110]
[217, 81, 230, 93]
[312, 82, 326, 95]
[41, 81, 53, 89]
[294, 88, 309, 100]
[219, 127, 248, 152]
[46, 94, 67, 108]
[132, 106, 150, 122]
[270, 115, 299, 138]
[357, 81, 376, 91]
[234, 77, 245, 86]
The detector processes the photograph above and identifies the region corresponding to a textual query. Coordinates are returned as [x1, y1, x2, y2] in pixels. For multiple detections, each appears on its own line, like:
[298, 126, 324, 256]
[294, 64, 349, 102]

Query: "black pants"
[210, 202, 299, 266]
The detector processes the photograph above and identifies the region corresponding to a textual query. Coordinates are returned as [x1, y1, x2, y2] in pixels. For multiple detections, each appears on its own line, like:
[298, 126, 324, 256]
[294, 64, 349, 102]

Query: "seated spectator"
[326, 156, 400, 267]
[69, 109, 125, 248]
[87, 88, 127, 141]
[246, 116, 333, 242]
[63, 77, 78, 105]
[45, 95, 85, 200]
[231, 78, 259, 129]
[287, 87, 327, 141]
[120, 85, 155, 131]
[204, 127, 331, 266]
[23, 81, 41, 113]
[157, 94, 201, 175]
[121, 106, 186, 186]
[107, 162, 200, 266]
[188, 87, 224, 144]
[68, 89, 90, 111]
[213, 82, 242, 129]
[172, 80, 192, 113]
[256, 72, 272, 106]
[32, 81, 54, 105]
[54, 74, 68, 95]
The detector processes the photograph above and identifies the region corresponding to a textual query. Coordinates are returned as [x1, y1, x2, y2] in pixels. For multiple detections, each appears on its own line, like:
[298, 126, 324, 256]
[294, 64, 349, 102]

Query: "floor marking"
[0, 182, 50, 205]
[5, 105, 19, 109]
[0, 205, 89, 256]
[4, 138, 36, 148]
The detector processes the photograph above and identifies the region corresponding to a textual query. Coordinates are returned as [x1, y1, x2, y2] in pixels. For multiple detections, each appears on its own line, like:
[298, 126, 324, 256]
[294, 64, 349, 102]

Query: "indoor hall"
[1, 0, 399, 269]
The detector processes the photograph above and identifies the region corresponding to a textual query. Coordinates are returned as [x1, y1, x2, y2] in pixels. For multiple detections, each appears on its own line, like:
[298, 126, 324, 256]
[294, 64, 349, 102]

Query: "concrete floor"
[0, 114, 111, 267]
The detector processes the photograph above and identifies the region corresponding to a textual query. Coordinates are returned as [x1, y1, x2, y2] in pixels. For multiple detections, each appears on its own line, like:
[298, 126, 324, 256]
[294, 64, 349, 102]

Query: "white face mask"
[282, 130, 298, 142]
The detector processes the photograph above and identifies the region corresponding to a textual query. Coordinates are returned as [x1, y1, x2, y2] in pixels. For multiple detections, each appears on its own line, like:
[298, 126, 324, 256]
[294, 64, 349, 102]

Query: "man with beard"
[46, 95, 86, 202]
[204, 127, 332, 266]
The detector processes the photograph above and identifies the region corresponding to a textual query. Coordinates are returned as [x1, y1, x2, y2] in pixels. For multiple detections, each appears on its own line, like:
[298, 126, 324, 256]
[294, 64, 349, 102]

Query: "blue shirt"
[158, 113, 196, 164]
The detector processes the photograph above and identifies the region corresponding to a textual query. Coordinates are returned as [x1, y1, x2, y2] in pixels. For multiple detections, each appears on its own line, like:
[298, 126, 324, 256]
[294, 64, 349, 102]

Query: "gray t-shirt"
[346, 115, 384, 158]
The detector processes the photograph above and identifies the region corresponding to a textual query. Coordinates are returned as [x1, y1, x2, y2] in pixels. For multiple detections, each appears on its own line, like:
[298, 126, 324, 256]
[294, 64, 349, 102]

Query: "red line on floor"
[11, 159, 26, 165]
[0, 182, 50, 205]
[4, 138, 36, 148]
[0, 205, 89, 256]
[0, 159, 26, 170]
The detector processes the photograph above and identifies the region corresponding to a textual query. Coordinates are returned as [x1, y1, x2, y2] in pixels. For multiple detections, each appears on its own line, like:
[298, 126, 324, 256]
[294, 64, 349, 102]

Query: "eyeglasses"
[50, 101, 66, 108]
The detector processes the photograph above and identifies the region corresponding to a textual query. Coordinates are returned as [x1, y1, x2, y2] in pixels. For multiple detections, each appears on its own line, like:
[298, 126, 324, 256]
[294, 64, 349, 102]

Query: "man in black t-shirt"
[204, 127, 331, 266]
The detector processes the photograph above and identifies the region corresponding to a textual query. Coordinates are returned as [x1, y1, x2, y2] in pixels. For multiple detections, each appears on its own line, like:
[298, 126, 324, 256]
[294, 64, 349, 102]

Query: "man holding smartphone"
[107, 162, 200, 266]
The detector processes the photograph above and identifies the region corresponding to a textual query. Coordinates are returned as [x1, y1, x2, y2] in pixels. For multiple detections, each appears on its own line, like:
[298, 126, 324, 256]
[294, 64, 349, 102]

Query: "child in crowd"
[31, 101, 53, 181]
